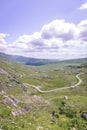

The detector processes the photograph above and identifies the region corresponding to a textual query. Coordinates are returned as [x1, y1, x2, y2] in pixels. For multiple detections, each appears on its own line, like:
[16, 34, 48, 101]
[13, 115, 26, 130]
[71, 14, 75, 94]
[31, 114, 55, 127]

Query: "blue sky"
[0, 0, 87, 59]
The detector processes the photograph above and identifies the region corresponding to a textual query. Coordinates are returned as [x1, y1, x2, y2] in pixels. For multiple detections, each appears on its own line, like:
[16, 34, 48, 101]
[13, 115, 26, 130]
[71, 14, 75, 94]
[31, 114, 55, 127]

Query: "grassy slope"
[0, 57, 87, 130]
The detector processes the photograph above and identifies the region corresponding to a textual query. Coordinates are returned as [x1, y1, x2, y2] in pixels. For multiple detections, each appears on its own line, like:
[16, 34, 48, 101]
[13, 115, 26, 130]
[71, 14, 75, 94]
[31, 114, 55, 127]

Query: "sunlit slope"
[0, 56, 87, 130]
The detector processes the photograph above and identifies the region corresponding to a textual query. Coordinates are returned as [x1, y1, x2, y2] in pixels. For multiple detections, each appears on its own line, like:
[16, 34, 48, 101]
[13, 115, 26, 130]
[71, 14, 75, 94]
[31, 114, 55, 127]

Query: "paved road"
[24, 73, 84, 93]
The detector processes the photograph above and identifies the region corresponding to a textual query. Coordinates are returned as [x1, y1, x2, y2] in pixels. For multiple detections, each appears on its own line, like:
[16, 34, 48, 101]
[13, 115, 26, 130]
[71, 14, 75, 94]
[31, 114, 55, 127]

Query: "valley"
[0, 54, 87, 130]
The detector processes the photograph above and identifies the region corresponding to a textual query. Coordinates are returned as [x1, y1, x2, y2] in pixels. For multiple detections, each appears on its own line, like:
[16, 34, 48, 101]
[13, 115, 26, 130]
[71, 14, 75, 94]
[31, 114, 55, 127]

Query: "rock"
[64, 96, 68, 100]
[0, 90, 6, 95]
[28, 95, 50, 106]
[37, 126, 43, 130]
[4, 96, 19, 107]
[61, 101, 67, 106]
[81, 112, 87, 120]
[72, 128, 77, 130]
[21, 84, 27, 91]
[24, 105, 32, 112]
[12, 105, 32, 117]
[11, 96, 19, 104]
[12, 109, 24, 117]
[12, 111, 19, 117]
[9, 84, 12, 87]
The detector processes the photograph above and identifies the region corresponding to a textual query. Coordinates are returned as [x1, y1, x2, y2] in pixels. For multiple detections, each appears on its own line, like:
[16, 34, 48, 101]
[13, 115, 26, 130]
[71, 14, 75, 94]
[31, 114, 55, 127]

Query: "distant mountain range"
[0, 52, 59, 66]
[0, 52, 87, 66]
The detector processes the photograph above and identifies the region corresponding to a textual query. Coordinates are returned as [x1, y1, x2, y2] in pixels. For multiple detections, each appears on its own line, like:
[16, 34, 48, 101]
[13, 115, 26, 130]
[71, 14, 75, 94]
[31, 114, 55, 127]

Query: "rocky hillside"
[0, 55, 87, 130]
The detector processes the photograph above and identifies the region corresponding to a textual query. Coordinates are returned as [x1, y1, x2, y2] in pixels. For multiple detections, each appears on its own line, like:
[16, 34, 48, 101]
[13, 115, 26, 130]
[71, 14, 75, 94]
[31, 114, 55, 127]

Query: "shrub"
[59, 106, 77, 118]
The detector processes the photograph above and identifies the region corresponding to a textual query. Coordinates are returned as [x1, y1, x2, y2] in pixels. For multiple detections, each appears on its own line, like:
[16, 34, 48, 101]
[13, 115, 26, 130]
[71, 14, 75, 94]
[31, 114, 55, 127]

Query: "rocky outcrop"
[8, 76, 27, 92]
[12, 106, 32, 117]
[27, 95, 50, 107]
[4, 96, 19, 107]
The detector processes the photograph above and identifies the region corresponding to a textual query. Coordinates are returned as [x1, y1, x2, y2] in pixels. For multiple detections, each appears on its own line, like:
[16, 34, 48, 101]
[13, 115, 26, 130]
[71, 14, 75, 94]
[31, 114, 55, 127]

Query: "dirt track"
[24, 73, 84, 93]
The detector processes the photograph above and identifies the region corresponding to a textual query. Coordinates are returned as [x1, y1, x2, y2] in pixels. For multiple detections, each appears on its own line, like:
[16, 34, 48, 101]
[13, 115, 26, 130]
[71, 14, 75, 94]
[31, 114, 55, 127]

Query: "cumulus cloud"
[0, 19, 87, 59]
[41, 20, 77, 41]
[78, 20, 87, 41]
[0, 33, 9, 52]
[0, 33, 8, 44]
[78, 3, 87, 10]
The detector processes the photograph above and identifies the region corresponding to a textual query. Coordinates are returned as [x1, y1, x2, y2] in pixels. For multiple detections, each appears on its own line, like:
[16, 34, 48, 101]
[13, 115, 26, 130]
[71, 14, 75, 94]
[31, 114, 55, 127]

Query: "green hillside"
[0, 52, 59, 66]
[0, 55, 87, 130]
[37, 58, 87, 71]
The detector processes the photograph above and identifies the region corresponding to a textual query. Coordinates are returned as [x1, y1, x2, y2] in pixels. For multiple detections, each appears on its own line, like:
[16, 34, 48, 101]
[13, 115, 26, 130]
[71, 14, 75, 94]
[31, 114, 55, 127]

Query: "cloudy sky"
[0, 0, 87, 59]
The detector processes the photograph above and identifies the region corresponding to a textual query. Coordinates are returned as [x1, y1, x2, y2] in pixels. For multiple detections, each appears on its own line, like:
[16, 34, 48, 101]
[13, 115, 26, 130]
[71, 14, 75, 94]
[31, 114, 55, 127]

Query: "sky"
[0, 0, 87, 59]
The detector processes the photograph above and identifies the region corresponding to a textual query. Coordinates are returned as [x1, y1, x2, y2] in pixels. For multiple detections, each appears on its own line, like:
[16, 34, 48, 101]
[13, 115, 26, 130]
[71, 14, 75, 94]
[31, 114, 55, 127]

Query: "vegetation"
[0, 54, 87, 130]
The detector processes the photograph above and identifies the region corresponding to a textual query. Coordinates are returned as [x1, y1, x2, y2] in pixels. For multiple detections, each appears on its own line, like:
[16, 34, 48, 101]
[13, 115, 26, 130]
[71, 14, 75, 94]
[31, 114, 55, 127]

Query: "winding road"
[24, 73, 84, 93]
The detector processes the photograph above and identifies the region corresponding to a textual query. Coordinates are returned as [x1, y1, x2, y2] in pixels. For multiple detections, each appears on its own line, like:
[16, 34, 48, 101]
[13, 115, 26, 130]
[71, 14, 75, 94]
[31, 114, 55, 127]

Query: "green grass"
[0, 57, 87, 130]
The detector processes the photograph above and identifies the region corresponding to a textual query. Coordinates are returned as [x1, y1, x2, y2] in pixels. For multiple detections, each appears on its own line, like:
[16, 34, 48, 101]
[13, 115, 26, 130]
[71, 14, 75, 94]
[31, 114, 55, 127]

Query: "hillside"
[0, 55, 87, 130]
[0, 52, 59, 66]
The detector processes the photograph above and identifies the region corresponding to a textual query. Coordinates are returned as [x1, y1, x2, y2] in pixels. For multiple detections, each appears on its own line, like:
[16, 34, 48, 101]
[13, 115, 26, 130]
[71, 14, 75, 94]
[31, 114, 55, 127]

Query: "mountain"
[0, 52, 59, 66]
[15, 56, 58, 66]
[0, 52, 87, 66]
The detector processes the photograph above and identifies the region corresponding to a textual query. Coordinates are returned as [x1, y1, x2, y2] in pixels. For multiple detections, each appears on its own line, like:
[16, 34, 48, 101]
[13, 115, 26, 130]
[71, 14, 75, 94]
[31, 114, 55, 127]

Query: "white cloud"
[0, 33, 8, 44]
[78, 20, 87, 41]
[41, 19, 77, 41]
[0, 33, 9, 52]
[78, 3, 87, 10]
[0, 19, 87, 59]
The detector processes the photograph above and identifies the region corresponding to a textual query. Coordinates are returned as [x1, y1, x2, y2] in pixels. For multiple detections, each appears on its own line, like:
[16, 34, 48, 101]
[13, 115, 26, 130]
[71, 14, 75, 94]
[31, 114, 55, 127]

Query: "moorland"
[0, 53, 87, 130]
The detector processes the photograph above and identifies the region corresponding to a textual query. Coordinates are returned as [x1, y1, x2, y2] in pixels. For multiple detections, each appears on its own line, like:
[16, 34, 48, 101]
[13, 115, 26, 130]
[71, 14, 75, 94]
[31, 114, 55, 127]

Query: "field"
[0, 57, 87, 130]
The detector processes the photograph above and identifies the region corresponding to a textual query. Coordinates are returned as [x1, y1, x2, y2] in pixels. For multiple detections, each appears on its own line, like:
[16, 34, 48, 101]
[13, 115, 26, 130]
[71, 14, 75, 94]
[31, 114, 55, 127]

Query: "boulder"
[81, 112, 87, 120]
[37, 126, 43, 130]
[64, 96, 68, 100]
[61, 101, 67, 106]
[72, 128, 77, 130]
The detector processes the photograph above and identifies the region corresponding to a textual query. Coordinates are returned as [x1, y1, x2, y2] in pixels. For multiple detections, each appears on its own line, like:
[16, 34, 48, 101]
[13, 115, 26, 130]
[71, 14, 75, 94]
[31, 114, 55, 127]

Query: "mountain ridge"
[0, 52, 87, 66]
[0, 52, 59, 66]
